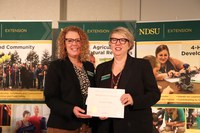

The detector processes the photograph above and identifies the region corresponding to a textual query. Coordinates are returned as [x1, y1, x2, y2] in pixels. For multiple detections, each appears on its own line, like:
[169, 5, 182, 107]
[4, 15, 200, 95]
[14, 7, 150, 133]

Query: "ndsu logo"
[139, 28, 160, 35]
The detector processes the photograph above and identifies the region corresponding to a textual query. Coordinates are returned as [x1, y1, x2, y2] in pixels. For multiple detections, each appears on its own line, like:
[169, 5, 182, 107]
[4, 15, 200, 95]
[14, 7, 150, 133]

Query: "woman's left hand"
[120, 93, 134, 106]
[73, 106, 92, 119]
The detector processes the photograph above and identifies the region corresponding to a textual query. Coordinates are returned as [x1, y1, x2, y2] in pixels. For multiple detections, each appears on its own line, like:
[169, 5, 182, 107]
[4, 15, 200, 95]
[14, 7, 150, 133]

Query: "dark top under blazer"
[44, 57, 95, 130]
[95, 55, 161, 133]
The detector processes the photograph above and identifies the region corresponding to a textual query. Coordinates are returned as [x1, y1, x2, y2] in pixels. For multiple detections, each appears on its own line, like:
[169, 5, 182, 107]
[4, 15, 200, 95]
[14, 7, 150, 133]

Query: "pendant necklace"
[112, 72, 122, 89]
[163, 65, 167, 73]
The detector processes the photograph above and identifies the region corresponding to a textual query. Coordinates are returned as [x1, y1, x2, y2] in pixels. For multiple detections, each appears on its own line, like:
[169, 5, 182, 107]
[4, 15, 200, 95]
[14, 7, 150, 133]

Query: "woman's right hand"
[73, 106, 92, 119]
[168, 70, 180, 78]
[167, 70, 176, 78]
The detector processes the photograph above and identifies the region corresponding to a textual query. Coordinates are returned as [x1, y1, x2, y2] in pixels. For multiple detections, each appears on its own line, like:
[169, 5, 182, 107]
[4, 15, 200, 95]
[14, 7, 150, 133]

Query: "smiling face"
[34, 106, 39, 115]
[156, 49, 169, 65]
[24, 113, 31, 121]
[109, 33, 130, 57]
[23, 111, 31, 122]
[165, 108, 175, 114]
[65, 31, 82, 59]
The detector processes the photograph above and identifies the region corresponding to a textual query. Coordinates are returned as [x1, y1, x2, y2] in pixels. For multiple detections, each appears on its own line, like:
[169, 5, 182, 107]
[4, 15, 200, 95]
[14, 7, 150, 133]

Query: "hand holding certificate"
[86, 87, 125, 118]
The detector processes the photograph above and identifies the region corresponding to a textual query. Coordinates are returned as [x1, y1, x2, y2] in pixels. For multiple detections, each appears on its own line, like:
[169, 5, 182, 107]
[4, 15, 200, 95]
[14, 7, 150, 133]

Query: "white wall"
[0, 0, 200, 28]
[66, 0, 140, 21]
[0, 0, 60, 28]
[141, 0, 200, 21]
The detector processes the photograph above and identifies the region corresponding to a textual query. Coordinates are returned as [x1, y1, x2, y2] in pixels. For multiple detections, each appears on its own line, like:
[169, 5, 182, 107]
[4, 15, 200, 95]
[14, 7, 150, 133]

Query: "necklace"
[112, 72, 122, 89]
[161, 64, 167, 73]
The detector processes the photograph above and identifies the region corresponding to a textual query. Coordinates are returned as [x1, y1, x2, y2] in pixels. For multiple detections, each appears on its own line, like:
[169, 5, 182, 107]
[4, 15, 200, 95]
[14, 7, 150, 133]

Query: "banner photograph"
[152, 107, 200, 133]
[0, 103, 49, 133]
[0, 20, 199, 132]
[0, 21, 52, 101]
[136, 20, 200, 106]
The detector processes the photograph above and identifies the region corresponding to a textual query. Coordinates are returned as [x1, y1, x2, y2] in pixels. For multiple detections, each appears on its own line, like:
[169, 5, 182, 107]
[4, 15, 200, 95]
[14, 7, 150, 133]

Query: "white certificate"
[86, 87, 125, 118]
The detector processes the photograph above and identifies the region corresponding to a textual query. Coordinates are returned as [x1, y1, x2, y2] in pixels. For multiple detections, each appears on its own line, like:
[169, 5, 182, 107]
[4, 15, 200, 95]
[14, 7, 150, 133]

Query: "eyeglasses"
[109, 38, 129, 44]
[65, 38, 81, 44]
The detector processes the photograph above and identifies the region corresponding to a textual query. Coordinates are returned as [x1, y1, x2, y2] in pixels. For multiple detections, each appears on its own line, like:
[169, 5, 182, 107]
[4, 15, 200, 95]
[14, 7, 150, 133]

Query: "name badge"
[87, 71, 94, 77]
[101, 74, 110, 81]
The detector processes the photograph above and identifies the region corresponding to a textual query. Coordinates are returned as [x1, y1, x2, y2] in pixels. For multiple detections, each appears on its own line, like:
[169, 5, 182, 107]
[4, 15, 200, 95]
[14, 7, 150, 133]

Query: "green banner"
[136, 20, 200, 107]
[0, 21, 52, 40]
[59, 21, 136, 41]
[137, 20, 200, 132]
[58, 21, 136, 65]
[0, 21, 52, 101]
[136, 20, 200, 41]
[0, 21, 52, 131]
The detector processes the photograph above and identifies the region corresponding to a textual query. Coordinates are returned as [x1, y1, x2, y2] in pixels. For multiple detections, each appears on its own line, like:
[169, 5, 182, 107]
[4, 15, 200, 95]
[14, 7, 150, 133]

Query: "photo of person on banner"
[29, 105, 47, 133]
[15, 110, 36, 133]
[143, 55, 162, 80]
[12, 104, 49, 133]
[152, 108, 165, 133]
[186, 108, 200, 130]
[44, 26, 95, 133]
[143, 55, 174, 95]
[163, 108, 185, 133]
[154, 44, 200, 94]
[191, 109, 200, 129]
[94, 27, 160, 133]
[155, 44, 184, 80]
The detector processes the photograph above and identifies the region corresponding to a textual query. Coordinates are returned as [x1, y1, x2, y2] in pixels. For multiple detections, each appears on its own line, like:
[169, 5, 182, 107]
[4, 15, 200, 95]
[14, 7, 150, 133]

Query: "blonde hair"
[109, 27, 134, 51]
[166, 108, 178, 121]
[56, 26, 89, 62]
[143, 55, 160, 68]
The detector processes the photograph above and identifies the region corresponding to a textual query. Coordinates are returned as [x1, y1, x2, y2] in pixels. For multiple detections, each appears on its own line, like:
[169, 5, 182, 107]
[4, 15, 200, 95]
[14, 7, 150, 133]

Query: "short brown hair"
[23, 110, 31, 117]
[155, 45, 170, 57]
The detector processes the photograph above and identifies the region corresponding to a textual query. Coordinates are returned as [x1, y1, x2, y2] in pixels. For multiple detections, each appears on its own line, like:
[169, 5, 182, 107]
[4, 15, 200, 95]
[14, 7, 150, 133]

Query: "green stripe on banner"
[0, 21, 52, 40]
[58, 21, 136, 41]
[136, 20, 200, 41]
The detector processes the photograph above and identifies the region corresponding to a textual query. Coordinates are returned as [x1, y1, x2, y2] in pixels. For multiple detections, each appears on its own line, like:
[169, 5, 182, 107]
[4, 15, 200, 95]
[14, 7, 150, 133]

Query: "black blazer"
[94, 55, 161, 133]
[44, 57, 95, 130]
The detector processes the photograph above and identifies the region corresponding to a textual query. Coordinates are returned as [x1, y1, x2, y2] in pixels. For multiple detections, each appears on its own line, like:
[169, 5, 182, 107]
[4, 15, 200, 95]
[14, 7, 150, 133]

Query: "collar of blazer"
[117, 54, 133, 90]
[63, 56, 94, 78]
[62, 57, 82, 88]
[100, 54, 133, 90]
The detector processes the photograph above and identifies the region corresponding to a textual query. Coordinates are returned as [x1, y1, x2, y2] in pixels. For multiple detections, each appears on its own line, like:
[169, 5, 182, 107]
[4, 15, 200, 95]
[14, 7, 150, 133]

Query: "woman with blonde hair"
[94, 27, 160, 133]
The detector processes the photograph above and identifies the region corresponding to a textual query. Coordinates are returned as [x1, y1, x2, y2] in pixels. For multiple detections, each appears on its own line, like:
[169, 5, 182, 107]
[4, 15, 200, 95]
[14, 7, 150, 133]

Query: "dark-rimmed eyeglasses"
[109, 38, 129, 44]
[65, 38, 81, 44]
